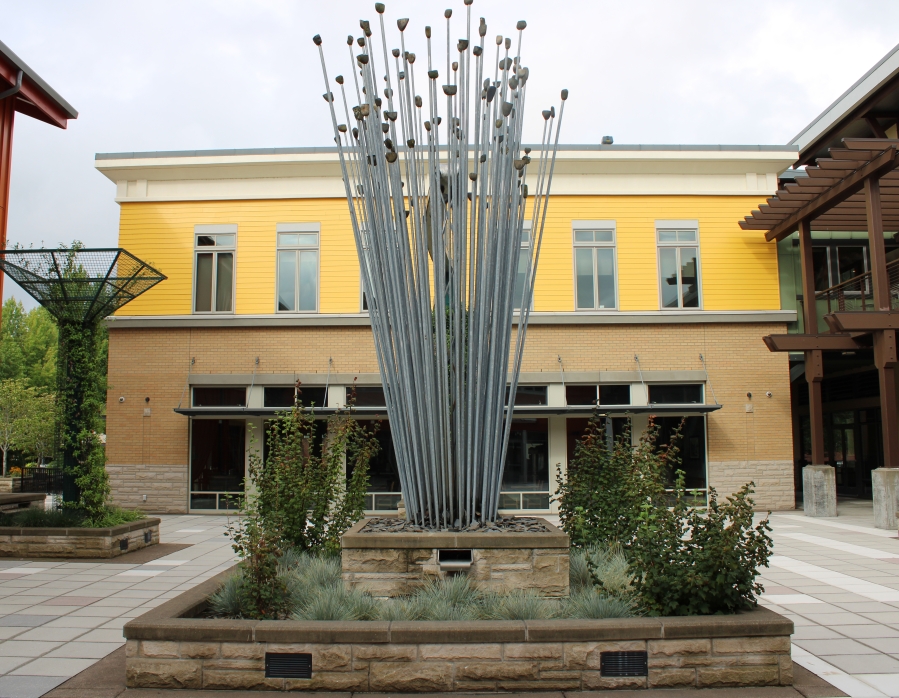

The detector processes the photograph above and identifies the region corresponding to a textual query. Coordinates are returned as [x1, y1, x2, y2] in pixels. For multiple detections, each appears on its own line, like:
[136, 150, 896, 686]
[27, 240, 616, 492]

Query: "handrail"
[814, 258, 899, 313]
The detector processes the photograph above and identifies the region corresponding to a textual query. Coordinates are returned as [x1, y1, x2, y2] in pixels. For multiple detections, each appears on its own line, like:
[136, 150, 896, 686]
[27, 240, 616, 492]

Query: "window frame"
[571, 220, 618, 311]
[656, 222, 702, 310]
[193, 225, 237, 315]
[275, 223, 321, 314]
[513, 221, 534, 311]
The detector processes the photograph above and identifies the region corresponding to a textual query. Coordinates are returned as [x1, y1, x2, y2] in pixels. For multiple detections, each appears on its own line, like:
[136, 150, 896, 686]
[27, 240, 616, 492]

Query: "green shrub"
[0, 505, 143, 529]
[294, 586, 380, 621]
[555, 417, 669, 548]
[585, 543, 635, 600]
[249, 397, 378, 556]
[569, 548, 593, 592]
[630, 478, 772, 616]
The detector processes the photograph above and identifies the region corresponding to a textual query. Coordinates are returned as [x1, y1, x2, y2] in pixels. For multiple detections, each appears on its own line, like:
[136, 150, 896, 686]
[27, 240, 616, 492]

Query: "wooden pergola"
[741, 138, 899, 471]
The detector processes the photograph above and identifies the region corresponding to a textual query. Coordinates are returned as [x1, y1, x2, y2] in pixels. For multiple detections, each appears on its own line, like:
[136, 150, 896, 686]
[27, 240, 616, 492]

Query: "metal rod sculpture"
[314, 1, 566, 528]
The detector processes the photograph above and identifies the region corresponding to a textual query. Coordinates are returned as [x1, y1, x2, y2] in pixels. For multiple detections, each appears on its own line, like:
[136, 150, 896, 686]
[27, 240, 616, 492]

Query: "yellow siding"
[116, 194, 777, 316]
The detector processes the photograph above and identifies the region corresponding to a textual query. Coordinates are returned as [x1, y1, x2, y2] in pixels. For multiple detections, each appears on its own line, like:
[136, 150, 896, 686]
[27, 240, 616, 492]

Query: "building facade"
[97, 145, 798, 515]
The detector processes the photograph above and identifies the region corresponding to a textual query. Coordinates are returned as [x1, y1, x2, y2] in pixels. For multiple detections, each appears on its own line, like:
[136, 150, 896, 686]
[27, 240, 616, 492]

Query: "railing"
[815, 258, 899, 313]
[12, 467, 63, 495]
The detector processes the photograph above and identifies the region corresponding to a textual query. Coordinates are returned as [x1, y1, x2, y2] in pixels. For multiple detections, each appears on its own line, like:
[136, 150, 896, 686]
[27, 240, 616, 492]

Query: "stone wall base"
[108, 463, 188, 514]
[708, 460, 795, 511]
[125, 635, 793, 692]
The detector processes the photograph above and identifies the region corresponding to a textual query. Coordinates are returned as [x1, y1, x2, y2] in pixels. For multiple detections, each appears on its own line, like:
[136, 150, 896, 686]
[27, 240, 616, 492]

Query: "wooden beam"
[864, 118, 889, 139]
[866, 177, 892, 311]
[824, 311, 899, 332]
[762, 334, 860, 352]
[874, 330, 899, 467]
[806, 349, 826, 466]
[798, 219, 818, 335]
[765, 147, 899, 241]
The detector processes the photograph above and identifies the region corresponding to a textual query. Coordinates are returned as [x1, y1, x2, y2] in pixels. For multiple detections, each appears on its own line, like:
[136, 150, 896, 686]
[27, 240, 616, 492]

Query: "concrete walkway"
[1, 504, 897, 697]
[0, 516, 235, 698]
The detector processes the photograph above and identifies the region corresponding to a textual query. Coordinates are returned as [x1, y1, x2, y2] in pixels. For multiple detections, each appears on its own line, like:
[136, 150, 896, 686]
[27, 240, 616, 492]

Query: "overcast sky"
[4, 0, 899, 308]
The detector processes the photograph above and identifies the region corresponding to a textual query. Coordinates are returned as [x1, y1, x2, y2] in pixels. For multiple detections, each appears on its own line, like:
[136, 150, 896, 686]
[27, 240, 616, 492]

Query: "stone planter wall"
[0, 518, 160, 558]
[123, 568, 794, 692]
[341, 517, 570, 597]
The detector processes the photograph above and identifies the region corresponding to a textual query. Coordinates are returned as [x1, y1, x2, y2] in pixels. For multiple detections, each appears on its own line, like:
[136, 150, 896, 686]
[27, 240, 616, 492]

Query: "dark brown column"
[0, 96, 14, 320]
[799, 219, 826, 465]
[865, 177, 899, 467]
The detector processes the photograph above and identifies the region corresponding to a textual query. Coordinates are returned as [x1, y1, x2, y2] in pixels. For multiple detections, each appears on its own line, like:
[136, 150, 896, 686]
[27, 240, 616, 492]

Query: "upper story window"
[657, 222, 700, 309]
[276, 223, 319, 312]
[194, 225, 236, 313]
[573, 221, 617, 310]
[192, 386, 246, 407]
[565, 384, 631, 405]
[514, 222, 533, 310]
[263, 386, 327, 408]
[648, 383, 703, 405]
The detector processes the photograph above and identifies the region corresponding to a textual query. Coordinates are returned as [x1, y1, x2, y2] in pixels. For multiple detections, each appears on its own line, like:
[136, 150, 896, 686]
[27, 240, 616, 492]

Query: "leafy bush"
[557, 415, 773, 616]
[0, 505, 143, 529]
[250, 396, 378, 556]
[630, 478, 772, 616]
[556, 417, 669, 548]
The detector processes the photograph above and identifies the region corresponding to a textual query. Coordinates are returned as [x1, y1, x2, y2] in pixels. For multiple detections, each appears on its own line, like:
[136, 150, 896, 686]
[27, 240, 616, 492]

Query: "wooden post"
[865, 177, 891, 311]
[865, 177, 899, 468]
[0, 96, 14, 319]
[798, 219, 826, 465]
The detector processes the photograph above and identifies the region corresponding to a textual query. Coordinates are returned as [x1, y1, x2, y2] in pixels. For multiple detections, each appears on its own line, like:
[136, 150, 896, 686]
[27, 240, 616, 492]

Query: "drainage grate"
[265, 653, 312, 679]
[119, 538, 129, 551]
[600, 651, 648, 677]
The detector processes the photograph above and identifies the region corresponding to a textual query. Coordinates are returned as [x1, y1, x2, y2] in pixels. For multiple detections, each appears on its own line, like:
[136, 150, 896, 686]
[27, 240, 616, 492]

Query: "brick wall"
[106, 322, 793, 513]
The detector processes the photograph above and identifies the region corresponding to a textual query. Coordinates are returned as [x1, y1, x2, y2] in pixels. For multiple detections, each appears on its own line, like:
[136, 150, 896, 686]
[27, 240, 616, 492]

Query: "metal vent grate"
[265, 653, 312, 679]
[119, 538, 129, 551]
[600, 651, 648, 677]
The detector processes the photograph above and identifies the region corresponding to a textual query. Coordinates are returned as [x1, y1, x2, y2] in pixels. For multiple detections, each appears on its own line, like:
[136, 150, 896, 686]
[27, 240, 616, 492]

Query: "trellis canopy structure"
[0, 248, 165, 324]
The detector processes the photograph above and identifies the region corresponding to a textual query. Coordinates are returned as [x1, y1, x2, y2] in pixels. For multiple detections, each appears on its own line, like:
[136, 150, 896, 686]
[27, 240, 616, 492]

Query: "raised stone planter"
[0, 492, 46, 513]
[123, 567, 794, 692]
[0, 517, 160, 558]
[341, 517, 569, 598]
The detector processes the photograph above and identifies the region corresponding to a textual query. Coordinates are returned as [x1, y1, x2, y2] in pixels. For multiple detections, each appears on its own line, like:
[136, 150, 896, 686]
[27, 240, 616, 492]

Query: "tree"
[0, 379, 37, 477]
[15, 392, 56, 465]
[0, 298, 58, 393]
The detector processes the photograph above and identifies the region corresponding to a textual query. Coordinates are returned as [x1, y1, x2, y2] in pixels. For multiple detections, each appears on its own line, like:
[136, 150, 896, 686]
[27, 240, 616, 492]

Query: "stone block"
[369, 661, 453, 692]
[872, 468, 899, 530]
[497, 678, 582, 691]
[179, 641, 219, 658]
[202, 658, 263, 671]
[221, 643, 265, 659]
[352, 643, 417, 665]
[456, 661, 539, 680]
[419, 643, 502, 660]
[201, 669, 282, 690]
[648, 638, 710, 656]
[697, 665, 779, 687]
[581, 672, 647, 690]
[125, 640, 139, 658]
[802, 465, 837, 517]
[285, 671, 370, 691]
[649, 667, 696, 687]
[713, 636, 791, 654]
[503, 642, 563, 660]
[140, 640, 180, 658]
[126, 658, 202, 689]
[779, 655, 793, 685]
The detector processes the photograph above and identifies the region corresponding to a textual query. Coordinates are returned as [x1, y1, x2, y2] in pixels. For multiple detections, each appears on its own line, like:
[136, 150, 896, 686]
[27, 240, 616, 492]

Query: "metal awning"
[174, 403, 722, 418]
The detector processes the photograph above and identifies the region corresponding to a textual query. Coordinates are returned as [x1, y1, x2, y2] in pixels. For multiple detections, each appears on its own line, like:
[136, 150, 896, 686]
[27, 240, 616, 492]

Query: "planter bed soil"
[0, 517, 160, 558]
[123, 566, 794, 692]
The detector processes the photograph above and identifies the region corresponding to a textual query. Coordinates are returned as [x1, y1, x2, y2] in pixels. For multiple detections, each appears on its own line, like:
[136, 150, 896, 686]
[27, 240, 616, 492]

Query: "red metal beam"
[0, 57, 70, 129]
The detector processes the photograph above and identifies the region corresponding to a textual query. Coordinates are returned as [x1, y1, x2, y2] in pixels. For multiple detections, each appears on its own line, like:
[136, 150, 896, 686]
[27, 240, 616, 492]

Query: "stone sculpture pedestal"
[872, 468, 899, 530]
[802, 465, 837, 517]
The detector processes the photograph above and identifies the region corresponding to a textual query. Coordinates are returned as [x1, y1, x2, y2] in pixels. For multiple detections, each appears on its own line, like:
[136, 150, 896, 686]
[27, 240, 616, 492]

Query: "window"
[506, 385, 548, 406]
[657, 225, 700, 309]
[513, 222, 533, 310]
[263, 386, 327, 408]
[500, 418, 549, 510]
[565, 384, 631, 405]
[192, 387, 246, 407]
[655, 416, 707, 490]
[354, 386, 387, 407]
[276, 223, 319, 312]
[648, 383, 703, 405]
[573, 222, 616, 309]
[190, 419, 245, 510]
[194, 225, 236, 313]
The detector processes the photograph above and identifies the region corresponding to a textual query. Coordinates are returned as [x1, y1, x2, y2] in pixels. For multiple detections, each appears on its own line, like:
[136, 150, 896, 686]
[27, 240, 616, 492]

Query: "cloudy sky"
[3, 0, 899, 307]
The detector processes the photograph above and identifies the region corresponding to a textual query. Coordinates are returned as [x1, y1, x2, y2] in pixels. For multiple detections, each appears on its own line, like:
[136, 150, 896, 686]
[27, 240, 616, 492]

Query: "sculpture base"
[341, 517, 570, 598]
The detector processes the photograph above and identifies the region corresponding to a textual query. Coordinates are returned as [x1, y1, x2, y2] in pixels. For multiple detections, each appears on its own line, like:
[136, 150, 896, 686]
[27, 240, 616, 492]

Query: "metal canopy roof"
[740, 139, 899, 240]
[0, 39, 77, 128]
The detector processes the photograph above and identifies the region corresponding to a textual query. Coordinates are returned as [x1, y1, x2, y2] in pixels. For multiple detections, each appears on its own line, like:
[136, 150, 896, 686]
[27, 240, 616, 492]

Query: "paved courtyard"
[0, 504, 898, 697]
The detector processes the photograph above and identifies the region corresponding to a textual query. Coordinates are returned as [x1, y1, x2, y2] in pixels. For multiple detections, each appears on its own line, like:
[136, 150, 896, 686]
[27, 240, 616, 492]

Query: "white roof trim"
[791, 42, 899, 152]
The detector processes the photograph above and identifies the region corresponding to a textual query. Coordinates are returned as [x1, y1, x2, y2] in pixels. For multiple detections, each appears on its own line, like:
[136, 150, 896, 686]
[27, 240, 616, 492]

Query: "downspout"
[0, 71, 23, 101]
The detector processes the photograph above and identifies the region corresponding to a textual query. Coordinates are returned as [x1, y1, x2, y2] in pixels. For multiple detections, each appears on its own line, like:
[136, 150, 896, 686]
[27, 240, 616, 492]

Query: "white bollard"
[802, 465, 837, 517]
[872, 468, 899, 530]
